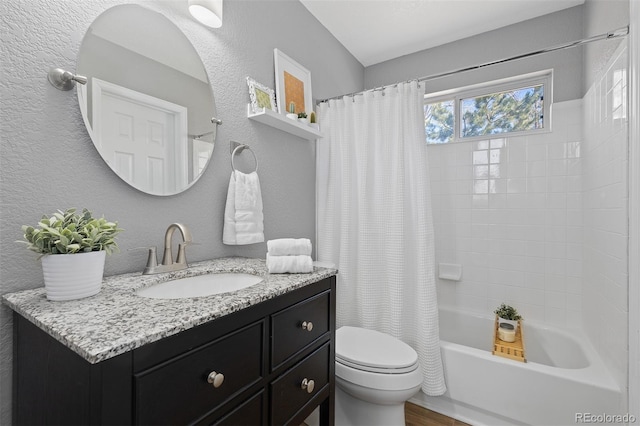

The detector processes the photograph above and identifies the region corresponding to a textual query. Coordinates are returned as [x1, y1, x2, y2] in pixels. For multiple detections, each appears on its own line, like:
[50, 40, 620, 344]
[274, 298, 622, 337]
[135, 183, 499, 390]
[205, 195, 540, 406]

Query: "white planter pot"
[41, 251, 106, 301]
[497, 316, 519, 333]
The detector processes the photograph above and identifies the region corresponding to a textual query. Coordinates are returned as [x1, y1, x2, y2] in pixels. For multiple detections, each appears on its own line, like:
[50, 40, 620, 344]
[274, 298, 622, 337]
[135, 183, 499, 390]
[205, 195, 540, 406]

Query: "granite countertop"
[2, 257, 338, 364]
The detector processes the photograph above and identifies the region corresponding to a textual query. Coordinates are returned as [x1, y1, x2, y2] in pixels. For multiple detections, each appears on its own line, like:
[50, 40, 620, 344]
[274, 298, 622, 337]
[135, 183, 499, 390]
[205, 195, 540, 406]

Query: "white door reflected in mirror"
[92, 79, 188, 194]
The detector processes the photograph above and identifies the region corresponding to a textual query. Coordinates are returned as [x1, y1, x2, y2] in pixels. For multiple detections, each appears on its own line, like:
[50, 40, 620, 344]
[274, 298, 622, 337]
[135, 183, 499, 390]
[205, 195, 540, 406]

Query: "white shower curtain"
[316, 81, 446, 396]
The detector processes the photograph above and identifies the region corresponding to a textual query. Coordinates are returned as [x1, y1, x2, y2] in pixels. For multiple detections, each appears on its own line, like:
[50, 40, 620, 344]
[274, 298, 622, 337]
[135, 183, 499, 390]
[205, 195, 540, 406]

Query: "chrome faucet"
[142, 223, 193, 275]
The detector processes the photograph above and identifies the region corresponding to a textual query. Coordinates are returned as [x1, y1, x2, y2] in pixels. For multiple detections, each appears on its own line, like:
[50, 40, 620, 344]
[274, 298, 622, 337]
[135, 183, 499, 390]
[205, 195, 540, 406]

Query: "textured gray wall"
[364, 5, 585, 102]
[0, 0, 363, 421]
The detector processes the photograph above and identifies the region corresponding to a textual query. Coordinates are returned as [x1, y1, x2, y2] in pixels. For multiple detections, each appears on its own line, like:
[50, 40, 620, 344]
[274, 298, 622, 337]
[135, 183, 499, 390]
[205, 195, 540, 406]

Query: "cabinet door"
[271, 291, 330, 369]
[270, 343, 330, 425]
[135, 321, 263, 425]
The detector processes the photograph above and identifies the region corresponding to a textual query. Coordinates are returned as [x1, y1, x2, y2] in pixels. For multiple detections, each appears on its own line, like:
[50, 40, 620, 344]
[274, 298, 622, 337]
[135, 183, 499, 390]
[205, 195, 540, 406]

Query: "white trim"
[628, 0, 640, 419]
[425, 70, 553, 144]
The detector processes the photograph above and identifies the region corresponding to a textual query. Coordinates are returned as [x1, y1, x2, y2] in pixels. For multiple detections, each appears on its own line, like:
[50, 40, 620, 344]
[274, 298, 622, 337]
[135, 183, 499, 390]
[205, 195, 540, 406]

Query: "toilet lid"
[336, 326, 419, 373]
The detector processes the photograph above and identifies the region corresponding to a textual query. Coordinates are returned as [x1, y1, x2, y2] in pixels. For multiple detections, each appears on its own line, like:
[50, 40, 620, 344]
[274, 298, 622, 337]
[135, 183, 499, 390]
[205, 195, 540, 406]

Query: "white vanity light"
[188, 0, 223, 28]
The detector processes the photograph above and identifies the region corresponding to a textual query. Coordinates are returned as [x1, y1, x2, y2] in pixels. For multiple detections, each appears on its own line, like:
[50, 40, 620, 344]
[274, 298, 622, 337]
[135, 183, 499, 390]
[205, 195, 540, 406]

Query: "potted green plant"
[297, 111, 308, 124]
[494, 303, 522, 332]
[309, 111, 319, 130]
[19, 208, 123, 301]
[286, 102, 298, 120]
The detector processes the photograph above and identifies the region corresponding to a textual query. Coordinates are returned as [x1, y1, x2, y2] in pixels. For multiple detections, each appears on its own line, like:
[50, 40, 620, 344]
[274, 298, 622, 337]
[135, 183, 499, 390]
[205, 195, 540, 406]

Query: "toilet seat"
[336, 357, 418, 374]
[336, 326, 419, 374]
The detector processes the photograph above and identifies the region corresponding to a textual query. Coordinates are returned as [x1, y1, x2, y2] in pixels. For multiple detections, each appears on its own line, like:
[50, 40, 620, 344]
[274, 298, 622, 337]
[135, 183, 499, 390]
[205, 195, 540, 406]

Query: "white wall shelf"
[247, 105, 323, 140]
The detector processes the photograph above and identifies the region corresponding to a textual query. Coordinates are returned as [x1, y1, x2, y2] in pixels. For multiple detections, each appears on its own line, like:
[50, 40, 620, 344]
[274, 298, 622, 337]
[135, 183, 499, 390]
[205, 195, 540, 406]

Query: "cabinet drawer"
[270, 343, 330, 425]
[271, 291, 330, 369]
[135, 321, 263, 425]
[212, 390, 264, 426]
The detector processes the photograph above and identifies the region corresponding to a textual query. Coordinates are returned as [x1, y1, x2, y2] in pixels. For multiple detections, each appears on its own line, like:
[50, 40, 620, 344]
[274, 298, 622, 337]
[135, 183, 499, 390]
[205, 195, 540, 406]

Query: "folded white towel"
[223, 171, 264, 245]
[266, 254, 313, 274]
[267, 238, 312, 256]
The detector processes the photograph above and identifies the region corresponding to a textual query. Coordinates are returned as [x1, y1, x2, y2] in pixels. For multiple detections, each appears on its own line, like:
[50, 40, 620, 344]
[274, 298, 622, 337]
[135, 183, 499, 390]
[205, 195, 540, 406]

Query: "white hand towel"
[267, 238, 312, 256]
[266, 254, 313, 274]
[222, 172, 237, 244]
[223, 171, 264, 245]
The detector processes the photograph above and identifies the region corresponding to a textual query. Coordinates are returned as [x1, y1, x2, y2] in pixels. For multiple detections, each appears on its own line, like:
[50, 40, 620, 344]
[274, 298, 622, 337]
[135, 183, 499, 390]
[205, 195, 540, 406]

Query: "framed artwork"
[247, 77, 277, 113]
[273, 49, 312, 115]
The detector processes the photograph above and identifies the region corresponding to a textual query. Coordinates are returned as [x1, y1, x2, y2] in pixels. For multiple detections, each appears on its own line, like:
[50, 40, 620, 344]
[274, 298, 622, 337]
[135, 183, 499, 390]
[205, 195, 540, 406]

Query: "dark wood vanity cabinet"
[13, 276, 336, 425]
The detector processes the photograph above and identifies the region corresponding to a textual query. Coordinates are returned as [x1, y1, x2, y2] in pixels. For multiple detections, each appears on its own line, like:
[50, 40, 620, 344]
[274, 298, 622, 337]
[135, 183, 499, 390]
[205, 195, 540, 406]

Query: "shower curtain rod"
[318, 25, 629, 103]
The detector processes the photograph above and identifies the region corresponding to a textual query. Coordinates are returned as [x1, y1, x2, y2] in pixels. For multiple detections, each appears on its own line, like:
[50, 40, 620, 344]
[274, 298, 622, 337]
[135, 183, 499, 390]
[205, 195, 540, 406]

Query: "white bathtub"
[411, 307, 623, 426]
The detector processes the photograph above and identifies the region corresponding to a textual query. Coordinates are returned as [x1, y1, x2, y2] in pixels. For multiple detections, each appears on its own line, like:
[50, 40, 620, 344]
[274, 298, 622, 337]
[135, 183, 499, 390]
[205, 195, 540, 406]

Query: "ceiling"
[299, 0, 585, 67]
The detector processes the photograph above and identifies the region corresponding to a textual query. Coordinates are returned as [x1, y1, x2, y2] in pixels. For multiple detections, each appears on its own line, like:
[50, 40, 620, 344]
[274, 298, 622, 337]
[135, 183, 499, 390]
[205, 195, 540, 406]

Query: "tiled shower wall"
[429, 41, 629, 389]
[429, 99, 584, 327]
[582, 42, 628, 388]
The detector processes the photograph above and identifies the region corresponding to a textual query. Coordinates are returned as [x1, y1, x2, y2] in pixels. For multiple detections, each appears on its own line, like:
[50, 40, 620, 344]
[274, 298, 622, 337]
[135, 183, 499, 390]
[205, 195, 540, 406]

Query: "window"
[424, 71, 552, 144]
[425, 100, 454, 144]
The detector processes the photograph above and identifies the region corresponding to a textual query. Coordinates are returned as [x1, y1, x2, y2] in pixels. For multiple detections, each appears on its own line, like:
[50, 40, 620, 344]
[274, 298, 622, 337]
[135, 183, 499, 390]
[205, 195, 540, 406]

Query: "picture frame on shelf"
[247, 76, 277, 113]
[273, 48, 312, 116]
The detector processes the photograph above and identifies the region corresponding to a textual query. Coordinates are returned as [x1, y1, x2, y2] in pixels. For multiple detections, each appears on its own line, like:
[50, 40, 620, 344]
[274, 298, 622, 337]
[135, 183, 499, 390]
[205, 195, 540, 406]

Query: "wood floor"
[405, 402, 470, 426]
[301, 402, 468, 426]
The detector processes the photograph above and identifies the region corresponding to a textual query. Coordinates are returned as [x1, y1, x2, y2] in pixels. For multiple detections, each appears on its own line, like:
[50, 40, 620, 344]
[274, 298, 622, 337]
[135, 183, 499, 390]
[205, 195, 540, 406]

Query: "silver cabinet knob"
[301, 378, 315, 393]
[301, 321, 314, 331]
[207, 371, 224, 388]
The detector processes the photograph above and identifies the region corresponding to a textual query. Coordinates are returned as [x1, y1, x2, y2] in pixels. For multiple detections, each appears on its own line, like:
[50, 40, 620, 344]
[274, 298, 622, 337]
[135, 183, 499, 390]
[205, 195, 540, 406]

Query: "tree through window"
[425, 100, 454, 144]
[461, 85, 543, 137]
[424, 71, 551, 144]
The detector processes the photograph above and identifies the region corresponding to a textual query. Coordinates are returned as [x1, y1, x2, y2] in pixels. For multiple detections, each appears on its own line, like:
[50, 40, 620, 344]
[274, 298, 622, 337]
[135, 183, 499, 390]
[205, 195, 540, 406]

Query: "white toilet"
[334, 326, 423, 426]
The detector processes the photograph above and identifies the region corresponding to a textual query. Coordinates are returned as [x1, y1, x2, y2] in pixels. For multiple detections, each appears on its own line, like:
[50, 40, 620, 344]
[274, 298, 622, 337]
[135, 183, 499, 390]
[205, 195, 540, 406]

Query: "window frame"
[424, 70, 553, 144]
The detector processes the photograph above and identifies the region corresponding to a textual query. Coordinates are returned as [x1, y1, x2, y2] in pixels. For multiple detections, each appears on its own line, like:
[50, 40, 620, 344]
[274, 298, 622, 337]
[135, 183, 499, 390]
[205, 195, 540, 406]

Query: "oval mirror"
[77, 4, 217, 196]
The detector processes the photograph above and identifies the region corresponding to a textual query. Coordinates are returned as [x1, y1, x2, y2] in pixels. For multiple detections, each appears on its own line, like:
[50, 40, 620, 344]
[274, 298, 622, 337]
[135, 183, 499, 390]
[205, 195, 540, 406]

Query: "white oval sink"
[136, 273, 263, 299]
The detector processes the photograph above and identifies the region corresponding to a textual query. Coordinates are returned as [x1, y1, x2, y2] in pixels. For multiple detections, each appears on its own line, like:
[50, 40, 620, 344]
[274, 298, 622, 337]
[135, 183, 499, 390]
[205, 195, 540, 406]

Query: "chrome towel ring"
[231, 142, 258, 173]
